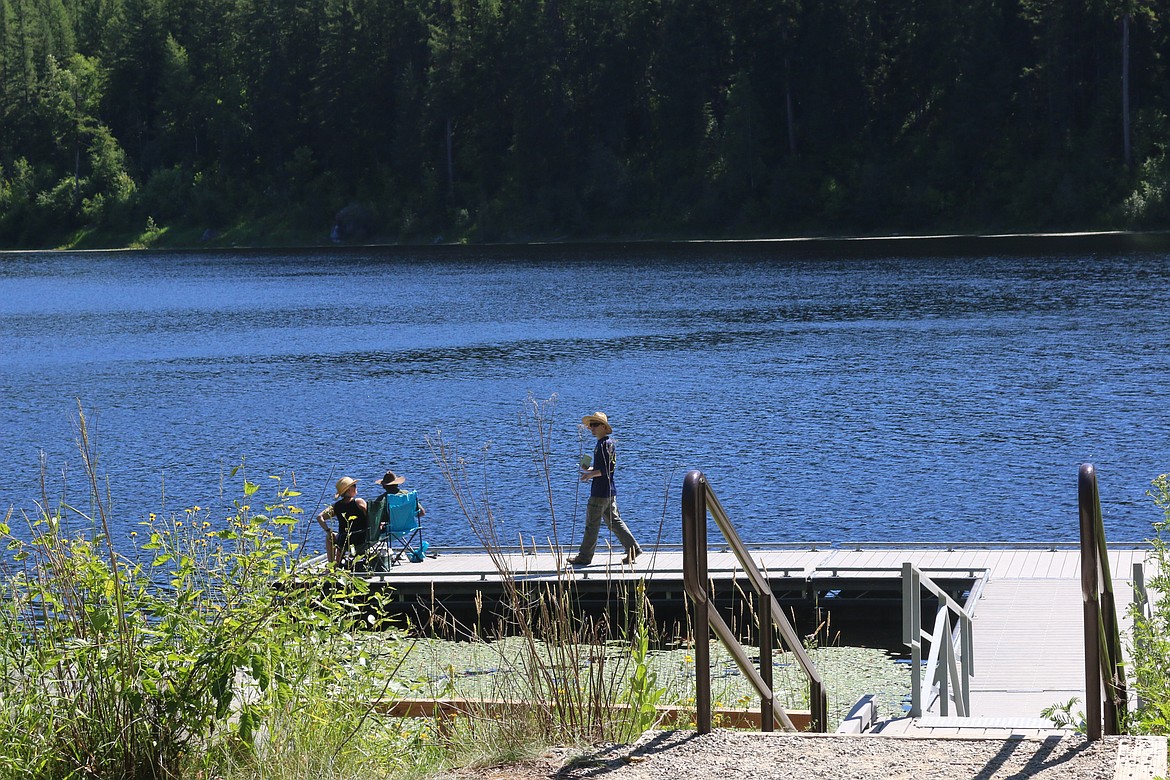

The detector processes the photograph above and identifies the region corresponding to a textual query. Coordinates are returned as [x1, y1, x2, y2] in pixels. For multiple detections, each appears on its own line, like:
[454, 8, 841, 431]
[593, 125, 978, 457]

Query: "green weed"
[0, 404, 418, 779]
[1127, 474, 1170, 736]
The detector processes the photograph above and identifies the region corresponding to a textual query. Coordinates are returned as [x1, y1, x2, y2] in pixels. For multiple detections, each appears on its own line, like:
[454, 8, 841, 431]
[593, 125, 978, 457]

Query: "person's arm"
[581, 439, 613, 482]
[348, 498, 369, 535]
[580, 441, 603, 480]
[315, 505, 334, 532]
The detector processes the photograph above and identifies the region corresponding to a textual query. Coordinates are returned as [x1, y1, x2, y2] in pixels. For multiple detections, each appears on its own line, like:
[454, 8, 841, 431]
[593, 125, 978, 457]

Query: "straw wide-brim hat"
[335, 476, 358, 497]
[378, 470, 407, 488]
[582, 411, 612, 434]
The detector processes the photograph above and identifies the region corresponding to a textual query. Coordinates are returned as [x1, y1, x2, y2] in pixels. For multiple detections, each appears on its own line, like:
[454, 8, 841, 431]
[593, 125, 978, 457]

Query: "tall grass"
[0, 405, 424, 780]
[1128, 473, 1170, 735]
[426, 394, 671, 752]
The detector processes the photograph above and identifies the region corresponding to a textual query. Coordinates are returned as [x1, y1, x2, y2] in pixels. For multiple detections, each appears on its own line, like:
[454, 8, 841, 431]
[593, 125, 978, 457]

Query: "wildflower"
[130, 531, 138, 538]
[149, 513, 156, 522]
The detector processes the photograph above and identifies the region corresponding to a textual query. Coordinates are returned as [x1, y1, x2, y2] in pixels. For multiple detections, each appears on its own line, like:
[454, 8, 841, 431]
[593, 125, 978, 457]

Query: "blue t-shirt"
[591, 435, 617, 498]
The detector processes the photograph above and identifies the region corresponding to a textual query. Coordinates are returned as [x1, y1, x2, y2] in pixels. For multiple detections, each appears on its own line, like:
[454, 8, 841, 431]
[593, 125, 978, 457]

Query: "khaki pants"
[573, 496, 640, 563]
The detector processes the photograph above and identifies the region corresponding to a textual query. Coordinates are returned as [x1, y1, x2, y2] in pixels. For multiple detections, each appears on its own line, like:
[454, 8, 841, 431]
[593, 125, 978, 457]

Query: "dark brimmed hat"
[378, 470, 406, 488]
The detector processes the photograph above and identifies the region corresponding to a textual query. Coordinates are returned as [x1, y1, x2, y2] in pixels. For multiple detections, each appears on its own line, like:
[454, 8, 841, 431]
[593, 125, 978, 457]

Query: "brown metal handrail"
[682, 470, 828, 733]
[1078, 463, 1127, 740]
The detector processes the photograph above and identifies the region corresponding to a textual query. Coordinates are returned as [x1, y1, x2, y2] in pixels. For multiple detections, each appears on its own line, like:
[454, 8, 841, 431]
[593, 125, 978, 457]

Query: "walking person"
[315, 476, 368, 566]
[567, 411, 642, 566]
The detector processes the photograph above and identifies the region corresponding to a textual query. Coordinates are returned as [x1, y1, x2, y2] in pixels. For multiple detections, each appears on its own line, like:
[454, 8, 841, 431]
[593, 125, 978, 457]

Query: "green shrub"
[137, 166, 193, 223]
[0, 407, 402, 779]
[1128, 474, 1170, 735]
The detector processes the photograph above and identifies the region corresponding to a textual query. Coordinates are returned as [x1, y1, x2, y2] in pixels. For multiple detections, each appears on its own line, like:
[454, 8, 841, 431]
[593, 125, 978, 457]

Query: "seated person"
[368, 470, 426, 563]
[370, 469, 426, 527]
[315, 476, 368, 566]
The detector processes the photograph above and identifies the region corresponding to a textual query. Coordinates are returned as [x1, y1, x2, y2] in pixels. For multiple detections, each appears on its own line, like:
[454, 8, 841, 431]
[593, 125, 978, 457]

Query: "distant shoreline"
[5, 229, 1170, 257]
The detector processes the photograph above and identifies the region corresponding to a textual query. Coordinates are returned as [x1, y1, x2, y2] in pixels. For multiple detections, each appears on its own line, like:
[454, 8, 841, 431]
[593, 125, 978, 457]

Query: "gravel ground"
[444, 731, 1148, 780]
[569, 731, 1135, 780]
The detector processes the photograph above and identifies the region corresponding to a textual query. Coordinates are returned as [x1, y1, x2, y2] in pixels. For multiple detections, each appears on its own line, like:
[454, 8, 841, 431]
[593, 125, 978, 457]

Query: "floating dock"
[340, 541, 1154, 730]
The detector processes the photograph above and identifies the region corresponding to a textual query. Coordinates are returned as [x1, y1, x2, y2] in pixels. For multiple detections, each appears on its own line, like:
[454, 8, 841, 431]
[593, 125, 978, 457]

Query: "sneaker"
[565, 556, 590, 567]
[622, 548, 641, 565]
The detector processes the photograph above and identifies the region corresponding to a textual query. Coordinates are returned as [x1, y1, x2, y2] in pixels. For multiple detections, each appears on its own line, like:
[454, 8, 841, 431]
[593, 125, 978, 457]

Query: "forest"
[2, 0, 1170, 247]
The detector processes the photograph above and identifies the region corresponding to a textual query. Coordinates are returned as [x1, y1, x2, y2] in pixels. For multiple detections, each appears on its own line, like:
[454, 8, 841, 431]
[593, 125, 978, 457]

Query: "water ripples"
[2, 247, 1169, 548]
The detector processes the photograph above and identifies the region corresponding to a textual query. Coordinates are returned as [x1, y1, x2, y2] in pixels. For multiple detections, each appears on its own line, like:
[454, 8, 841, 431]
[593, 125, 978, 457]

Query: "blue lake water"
[1, 242, 1168, 552]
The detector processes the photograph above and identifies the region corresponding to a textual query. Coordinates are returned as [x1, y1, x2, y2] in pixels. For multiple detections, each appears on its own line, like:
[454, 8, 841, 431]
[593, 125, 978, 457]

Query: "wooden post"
[1079, 463, 1103, 741]
[682, 471, 712, 734]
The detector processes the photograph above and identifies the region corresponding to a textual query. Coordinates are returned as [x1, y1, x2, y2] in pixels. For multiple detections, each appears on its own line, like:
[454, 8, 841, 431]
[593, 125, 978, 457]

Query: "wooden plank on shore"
[374, 697, 812, 732]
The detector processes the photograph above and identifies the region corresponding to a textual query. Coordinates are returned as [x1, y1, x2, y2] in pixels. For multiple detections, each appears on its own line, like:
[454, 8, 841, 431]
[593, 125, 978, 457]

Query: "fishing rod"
[571, 424, 589, 554]
[294, 465, 335, 570]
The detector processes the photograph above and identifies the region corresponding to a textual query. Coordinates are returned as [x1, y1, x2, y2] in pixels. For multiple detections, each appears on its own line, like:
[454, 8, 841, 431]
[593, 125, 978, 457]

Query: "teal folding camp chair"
[360, 495, 391, 572]
[383, 490, 428, 565]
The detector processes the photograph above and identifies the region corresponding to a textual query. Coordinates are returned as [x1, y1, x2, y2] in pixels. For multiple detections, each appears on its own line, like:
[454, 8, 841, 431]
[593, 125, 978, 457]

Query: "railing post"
[813, 673, 828, 732]
[903, 562, 922, 717]
[960, 615, 972, 711]
[1079, 463, 1103, 742]
[759, 590, 774, 732]
[1094, 498, 1126, 735]
[944, 612, 968, 717]
[682, 470, 712, 734]
[682, 469, 824, 733]
[1101, 584, 1120, 734]
[936, 610, 950, 716]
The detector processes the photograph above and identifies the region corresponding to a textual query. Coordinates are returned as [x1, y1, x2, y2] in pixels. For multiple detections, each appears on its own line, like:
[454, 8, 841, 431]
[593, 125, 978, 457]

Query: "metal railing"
[902, 561, 974, 717]
[1132, 561, 1151, 712]
[1078, 463, 1127, 740]
[681, 470, 828, 733]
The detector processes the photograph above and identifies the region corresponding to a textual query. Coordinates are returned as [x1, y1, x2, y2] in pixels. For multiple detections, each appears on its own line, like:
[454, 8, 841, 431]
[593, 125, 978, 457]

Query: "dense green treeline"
[2, 0, 1170, 247]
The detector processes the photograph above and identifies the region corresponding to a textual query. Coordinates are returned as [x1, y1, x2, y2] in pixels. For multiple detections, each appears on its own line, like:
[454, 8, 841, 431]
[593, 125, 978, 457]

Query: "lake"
[1, 240, 1168, 552]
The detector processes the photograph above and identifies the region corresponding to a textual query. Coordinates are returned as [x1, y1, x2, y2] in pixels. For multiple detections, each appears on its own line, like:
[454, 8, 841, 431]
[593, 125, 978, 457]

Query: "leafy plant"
[618, 580, 666, 740]
[1041, 697, 1086, 733]
[1127, 474, 1170, 736]
[0, 404, 405, 779]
